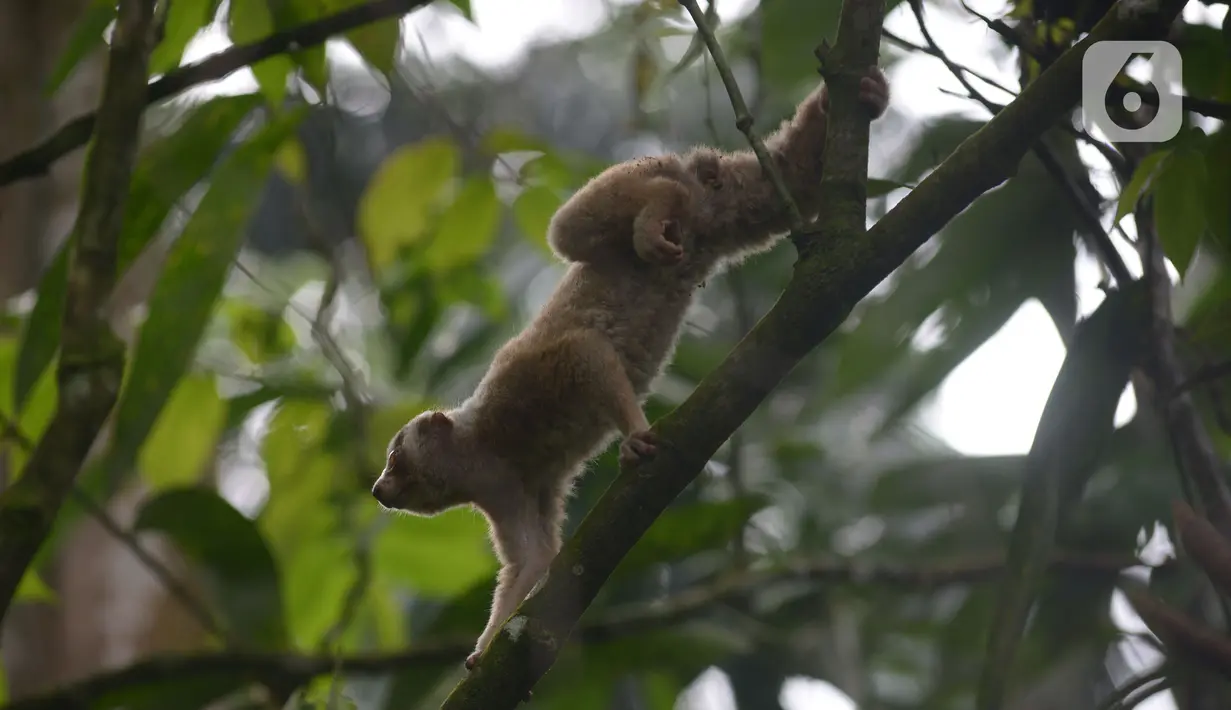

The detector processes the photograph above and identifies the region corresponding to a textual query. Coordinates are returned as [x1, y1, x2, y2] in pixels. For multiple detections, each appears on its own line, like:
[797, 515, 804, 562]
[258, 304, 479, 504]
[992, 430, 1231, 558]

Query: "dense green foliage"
[1, 0, 1230, 708]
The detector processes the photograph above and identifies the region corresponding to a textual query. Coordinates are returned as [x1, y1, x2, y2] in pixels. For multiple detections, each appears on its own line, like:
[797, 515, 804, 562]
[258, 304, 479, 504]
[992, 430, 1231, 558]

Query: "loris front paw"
[819, 65, 890, 119]
[634, 221, 685, 265]
[465, 650, 480, 670]
[619, 429, 660, 466]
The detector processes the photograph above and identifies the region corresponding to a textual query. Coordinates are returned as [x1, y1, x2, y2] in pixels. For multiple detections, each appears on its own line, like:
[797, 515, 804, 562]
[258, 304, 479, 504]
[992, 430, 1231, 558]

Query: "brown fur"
[371, 68, 890, 668]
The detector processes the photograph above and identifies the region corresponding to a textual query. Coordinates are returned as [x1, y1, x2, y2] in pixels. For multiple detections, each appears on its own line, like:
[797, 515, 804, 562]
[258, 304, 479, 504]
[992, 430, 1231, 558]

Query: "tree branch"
[0, 0, 158, 627]
[0, 551, 1137, 710]
[430, 0, 1188, 706]
[0, 0, 434, 188]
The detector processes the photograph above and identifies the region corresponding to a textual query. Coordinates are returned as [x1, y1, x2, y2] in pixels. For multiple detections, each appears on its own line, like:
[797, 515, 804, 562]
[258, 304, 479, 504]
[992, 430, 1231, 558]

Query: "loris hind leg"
[632, 177, 691, 266]
[468, 498, 559, 670]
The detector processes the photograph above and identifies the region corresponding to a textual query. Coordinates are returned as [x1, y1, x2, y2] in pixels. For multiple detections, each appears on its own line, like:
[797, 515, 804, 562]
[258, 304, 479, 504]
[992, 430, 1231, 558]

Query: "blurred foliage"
[0, 0, 1230, 708]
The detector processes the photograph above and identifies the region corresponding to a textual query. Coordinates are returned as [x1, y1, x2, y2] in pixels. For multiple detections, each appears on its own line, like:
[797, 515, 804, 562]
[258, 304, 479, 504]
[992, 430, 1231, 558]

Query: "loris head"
[371, 410, 465, 516]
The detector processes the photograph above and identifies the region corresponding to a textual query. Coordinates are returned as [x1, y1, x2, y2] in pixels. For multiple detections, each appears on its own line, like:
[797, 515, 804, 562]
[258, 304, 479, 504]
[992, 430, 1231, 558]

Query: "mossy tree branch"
[0, 0, 158, 625]
[0, 551, 1137, 710]
[436, 0, 1190, 706]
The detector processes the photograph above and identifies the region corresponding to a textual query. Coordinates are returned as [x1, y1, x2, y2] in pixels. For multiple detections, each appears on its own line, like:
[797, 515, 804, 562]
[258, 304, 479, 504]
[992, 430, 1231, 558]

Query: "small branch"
[678, 0, 806, 234]
[1174, 359, 1231, 397]
[0, 551, 1138, 710]
[0, 414, 231, 644]
[0, 0, 158, 626]
[0, 0, 435, 188]
[1133, 199, 1231, 536]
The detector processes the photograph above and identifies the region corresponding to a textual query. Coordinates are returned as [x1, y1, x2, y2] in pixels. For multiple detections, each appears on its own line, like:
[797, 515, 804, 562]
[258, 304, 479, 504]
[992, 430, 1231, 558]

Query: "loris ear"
[427, 411, 453, 433]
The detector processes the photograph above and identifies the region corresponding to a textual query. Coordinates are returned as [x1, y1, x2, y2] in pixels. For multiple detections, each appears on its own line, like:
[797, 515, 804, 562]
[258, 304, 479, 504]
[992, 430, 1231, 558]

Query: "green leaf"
[976, 280, 1151, 710]
[138, 374, 226, 490]
[618, 496, 768, 574]
[12, 250, 68, 413]
[1204, 128, 1231, 255]
[447, 0, 472, 20]
[359, 137, 460, 271]
[1153, 146, 1209, 277]
[373, 508, 497, 596]
[339, 2, 400, 75]
[120, 93, 263, 270]
[149, 0, 213, 75]
[1113, 148, 1169, 225]
[228, 0, 293, 107]
[107, 110, 304, 476]
[427, 175, 501, 271]
[225, 301, 297, 364]
[135, 488, 287, 646]
[511, 185, 561, 252]
[45, 0, 115, 94]
[12, 94, 260, 414]
[14, 569, 56, 603]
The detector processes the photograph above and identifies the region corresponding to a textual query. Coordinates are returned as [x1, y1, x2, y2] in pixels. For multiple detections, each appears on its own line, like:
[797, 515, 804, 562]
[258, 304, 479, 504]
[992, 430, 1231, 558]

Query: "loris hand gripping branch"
[372, 68, 890, 669]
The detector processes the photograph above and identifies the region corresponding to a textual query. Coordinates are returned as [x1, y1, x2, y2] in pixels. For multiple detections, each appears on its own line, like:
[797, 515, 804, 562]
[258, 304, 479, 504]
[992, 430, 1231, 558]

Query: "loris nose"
[371, 479, 387, 502]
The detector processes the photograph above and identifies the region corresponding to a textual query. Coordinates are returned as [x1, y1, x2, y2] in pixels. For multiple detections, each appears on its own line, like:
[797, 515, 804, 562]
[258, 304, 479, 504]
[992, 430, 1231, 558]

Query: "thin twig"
[0, 0, 436, 188]
[0, 413, 231, 643]
[678, 0, 806, 234]
[1094, 667, 1171, 710]
[909, 1, 1134, 287]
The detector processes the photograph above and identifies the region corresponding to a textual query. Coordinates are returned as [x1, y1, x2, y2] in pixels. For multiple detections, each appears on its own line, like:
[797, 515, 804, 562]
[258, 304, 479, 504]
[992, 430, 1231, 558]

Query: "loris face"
[371, 410, 457, 515]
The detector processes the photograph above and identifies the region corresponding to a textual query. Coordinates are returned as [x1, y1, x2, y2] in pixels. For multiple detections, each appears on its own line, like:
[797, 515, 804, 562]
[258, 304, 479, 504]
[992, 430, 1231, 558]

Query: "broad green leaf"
[1154, 147, 1209, 277]
[45, 0, 115, 94]
[228, 0, 293, 107]
[137, 374, 225, 490]
[274, 136, 307, 184]
[224, 300, 296, 363]
[338, 1, 400, 75]
[1114, 148, 1170, 225]
[359, 137, 460, 270]
[373, 508, 496, 596]
[14, 569, 56, 603]
[12, 94, 259, 413]
[12, 251, 68, 413]
[617, 496, 768, 574]
[120, 93, 263, 269]
[976, 279, 1151, 710]
[260, 401, 340, 550]
[1205, 128, 1231, 254]
[284, 533, 355, 648]
[135, 488, 287, 647]
[107, 110, 304, 477]
[149, 0, 213, 75]
[427, 175, 501, 271]
[447, 0, 472, 20]
[512, 185, 561, 252]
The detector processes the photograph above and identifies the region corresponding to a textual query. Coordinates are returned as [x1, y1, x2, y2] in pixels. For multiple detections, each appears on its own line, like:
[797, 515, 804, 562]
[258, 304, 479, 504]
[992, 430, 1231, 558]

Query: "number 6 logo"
[1081, 41, 1183, 143]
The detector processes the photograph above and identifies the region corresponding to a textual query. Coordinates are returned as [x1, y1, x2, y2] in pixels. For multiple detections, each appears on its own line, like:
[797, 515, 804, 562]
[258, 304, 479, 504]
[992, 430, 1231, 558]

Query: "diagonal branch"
[432, 0, 1189, 706]
[0, 0, 159, 627]
[0, 0, 434, 188]
[0, 551, 1137, 710]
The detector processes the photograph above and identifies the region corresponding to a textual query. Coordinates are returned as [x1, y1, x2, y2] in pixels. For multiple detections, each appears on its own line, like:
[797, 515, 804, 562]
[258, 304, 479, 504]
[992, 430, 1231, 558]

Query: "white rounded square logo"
[1081, 41, 1183, 142]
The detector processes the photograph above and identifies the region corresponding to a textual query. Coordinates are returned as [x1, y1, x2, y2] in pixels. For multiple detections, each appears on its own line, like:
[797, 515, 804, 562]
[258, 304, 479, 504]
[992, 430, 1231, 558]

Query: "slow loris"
[372, 67, 890, 669]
